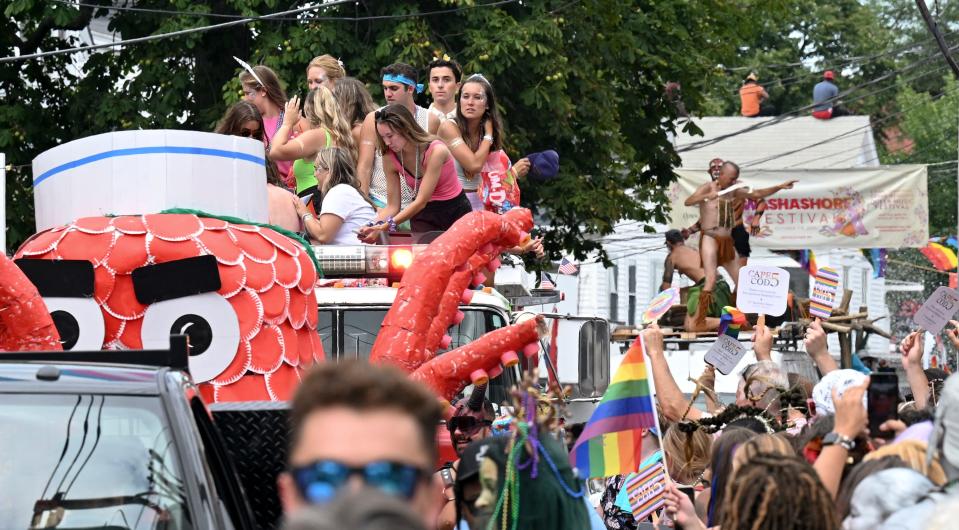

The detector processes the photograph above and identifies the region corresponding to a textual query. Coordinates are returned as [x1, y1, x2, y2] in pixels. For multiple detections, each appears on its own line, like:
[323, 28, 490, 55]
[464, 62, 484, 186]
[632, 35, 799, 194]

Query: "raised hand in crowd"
[284, 96, 302, 130]
[804, 319, 837, 374]
[901, 329, 931, 409]
[642, 322, 704, 421]
[752, 321, 772, 361]
[522, 236, 545, 259]
[701, 364, 721, 413]
[877, 418, 907, 441]
[815, 377, 869, 498]
[512, 157, 530, 179]
[946, 320, 959, 349]
[664, 481, 706, 530]
[833, 378, 869, 440]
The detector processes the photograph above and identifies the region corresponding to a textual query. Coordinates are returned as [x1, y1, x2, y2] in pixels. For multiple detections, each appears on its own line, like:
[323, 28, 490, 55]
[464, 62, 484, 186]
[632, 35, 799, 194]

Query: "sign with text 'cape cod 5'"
[668, 166, 928, 250]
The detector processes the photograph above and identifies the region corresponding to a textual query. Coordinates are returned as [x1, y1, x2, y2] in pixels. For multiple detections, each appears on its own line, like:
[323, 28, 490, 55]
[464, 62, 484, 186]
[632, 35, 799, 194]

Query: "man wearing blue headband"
[356, 62, 441, 208]
[278, 361, 444, 524]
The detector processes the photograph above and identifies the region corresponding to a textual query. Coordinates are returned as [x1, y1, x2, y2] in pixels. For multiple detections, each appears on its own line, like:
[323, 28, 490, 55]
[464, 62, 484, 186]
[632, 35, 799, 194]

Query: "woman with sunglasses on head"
[215, 101, 302, 233]
[294, 147, 375, 245]
[437, 74, 530, 212]
[358, 104, 471, 242]
[272, 86, 356, 199]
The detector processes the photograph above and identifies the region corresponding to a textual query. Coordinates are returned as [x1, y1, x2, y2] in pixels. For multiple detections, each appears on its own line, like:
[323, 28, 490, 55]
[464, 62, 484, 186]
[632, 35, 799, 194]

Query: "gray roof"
[673, 116, 879, 170]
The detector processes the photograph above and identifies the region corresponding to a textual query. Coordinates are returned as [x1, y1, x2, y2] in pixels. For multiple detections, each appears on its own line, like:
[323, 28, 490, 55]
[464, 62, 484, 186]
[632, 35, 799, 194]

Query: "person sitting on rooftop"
[739, 72, 770, 117]
[812, 70, 849, 119]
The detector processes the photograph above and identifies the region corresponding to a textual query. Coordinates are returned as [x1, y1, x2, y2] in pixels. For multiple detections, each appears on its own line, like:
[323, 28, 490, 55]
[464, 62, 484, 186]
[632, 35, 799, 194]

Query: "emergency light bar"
[312, 244, 427, 279]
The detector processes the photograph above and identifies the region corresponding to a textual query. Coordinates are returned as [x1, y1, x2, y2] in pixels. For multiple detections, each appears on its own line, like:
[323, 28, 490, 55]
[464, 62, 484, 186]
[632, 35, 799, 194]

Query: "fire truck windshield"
[319, 308, 506, 360]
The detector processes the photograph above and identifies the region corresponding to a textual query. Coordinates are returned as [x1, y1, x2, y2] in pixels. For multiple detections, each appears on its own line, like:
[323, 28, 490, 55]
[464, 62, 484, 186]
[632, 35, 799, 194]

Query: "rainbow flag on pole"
[571, 336, 656, 478]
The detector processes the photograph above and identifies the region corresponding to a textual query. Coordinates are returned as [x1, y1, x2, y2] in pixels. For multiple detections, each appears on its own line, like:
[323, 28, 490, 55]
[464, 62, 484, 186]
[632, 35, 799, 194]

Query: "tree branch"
[20, 4, 95, 54]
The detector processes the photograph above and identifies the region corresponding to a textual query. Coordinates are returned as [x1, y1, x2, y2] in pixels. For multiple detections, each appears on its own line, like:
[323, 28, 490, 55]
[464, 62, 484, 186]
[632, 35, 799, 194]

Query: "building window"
[609, 265, 619, 323]
[628, 264, 637, 326]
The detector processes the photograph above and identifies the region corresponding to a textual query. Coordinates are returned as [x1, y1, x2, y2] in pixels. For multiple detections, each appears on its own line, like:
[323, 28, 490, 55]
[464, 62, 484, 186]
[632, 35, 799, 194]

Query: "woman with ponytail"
[271, 85, 356, 199]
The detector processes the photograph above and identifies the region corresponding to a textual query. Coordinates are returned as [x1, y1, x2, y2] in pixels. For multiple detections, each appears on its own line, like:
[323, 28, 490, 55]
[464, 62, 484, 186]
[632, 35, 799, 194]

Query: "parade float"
[4, 130, 547, 405]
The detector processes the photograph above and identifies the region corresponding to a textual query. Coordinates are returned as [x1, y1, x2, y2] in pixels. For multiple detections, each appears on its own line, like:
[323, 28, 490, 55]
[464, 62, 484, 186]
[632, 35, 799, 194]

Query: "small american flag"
[540, 272, 556, 289]
[558, 257, 579, 275]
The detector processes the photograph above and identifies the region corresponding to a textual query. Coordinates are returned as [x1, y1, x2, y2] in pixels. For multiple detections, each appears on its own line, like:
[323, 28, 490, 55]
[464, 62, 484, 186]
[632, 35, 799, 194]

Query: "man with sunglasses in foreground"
[278, 361, 445, 525]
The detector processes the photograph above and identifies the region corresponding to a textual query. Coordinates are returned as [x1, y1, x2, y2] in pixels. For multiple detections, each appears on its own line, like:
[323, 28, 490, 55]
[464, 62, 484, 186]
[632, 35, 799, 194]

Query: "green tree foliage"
[883, 75, 959, 237]
[2, 0, 759, 260]
[700, 0, 899, 117]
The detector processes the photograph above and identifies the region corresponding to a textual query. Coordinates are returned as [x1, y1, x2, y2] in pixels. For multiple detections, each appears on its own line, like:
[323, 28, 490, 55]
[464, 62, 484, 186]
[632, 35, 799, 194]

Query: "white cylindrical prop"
[32, 130, 269, 232]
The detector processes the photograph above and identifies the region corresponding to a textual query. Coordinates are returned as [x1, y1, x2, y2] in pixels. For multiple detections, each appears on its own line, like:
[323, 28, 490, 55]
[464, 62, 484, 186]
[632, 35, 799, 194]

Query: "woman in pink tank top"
[358, 104, 471, 241]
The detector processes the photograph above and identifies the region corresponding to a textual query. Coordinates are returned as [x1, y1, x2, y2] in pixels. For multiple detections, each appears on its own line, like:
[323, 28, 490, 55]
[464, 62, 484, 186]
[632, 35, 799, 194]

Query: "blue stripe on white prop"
[34, 146, 267, 187]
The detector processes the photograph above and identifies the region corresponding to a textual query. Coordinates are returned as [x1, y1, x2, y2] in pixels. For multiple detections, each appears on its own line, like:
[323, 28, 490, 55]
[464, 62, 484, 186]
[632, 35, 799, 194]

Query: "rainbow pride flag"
[921, 242, 958, 271]
[718, 306, 746, 339]
[571, 336, 656, 478]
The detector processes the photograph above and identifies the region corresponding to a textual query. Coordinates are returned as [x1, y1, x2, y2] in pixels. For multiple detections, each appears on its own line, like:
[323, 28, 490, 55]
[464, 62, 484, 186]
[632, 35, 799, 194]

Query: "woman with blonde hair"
[294, 147, 375, 245]
[863, 439, 946, 485]
[239, 64, 290, 178]
[358, 104, 471, 239]
[334, 77, 377, 148]
[271, 86, 356, 198]
[661, 423, 712, 488]
[306, 54, 346, 91]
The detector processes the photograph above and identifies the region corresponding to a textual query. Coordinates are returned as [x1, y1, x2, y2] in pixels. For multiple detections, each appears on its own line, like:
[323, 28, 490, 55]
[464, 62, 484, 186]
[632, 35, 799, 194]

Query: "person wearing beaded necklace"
[239, 64, 291, 180]
[355, 63, 441, 208]
[358, 104, 471, 242]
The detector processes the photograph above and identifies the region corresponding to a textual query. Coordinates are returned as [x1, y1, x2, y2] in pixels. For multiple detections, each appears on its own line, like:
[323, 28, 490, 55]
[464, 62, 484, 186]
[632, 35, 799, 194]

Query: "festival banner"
[667, 166, 928, 249]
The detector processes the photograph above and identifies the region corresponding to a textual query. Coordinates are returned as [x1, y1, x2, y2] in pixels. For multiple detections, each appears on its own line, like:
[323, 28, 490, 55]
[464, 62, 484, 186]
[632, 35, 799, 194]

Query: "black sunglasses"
[291, 459, 425, 504]
[448, 416, 493, 434]
[239, 128, 261, 139]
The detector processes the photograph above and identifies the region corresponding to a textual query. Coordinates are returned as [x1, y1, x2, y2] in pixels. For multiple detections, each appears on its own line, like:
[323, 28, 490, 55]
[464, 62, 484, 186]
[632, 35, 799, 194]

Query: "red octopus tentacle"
[422, 208, 533, 356]
[423, 251, 495, 354]
[370, 209, 533, 371]
[410, 315, 547, 402]
[0, 254, 61, 351]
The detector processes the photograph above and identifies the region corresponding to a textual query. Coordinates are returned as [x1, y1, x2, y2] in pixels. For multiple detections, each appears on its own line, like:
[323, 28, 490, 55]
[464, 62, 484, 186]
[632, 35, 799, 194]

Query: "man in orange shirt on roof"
[740, 72, 770, 117]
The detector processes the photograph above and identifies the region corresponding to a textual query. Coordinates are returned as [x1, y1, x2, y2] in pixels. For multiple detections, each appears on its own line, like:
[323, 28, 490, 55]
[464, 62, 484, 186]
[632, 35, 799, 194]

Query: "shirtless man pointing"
[683, 161, 795, 329]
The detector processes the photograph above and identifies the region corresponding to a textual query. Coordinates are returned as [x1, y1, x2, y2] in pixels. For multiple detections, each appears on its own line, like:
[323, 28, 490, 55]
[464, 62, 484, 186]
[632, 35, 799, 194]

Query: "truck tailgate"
[211, 401, 290, 530]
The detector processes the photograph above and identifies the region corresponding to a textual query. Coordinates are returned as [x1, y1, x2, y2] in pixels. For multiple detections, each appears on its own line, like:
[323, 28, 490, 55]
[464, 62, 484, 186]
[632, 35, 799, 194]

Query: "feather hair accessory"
[233, 56, 265, 87]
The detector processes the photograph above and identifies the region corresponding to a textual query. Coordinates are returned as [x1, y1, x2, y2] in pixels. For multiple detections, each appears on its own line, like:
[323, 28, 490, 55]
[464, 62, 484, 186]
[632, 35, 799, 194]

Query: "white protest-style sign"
[668, 166, 929, 250]
[736, 265, 790, 316]
[914, 286, 959, 334]
[32, 130, 269, 232]
[704, 335, 748, 375]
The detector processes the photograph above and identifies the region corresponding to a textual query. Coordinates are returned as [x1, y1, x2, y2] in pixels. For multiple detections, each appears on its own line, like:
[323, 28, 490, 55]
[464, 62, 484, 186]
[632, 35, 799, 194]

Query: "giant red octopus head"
[14, 213, 321, 402]
[11, 206, 548, 408]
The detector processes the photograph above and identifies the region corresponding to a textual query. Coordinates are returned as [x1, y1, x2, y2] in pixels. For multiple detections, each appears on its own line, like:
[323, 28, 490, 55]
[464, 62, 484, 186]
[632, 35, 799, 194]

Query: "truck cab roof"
[0, 360, 173, 395]
[314, 285, 511, 309]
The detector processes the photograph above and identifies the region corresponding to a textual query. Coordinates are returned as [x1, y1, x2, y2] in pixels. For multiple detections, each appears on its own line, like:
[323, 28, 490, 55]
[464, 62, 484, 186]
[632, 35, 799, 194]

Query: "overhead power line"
[0, 0, 351, 63]
[50, 0, 519, 22]
[3, 0, 519, 63]
[741, 81, 959, 168]
[724, 28, 959, 73]
[676, 45, 956, 154]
